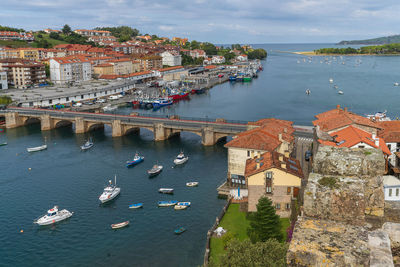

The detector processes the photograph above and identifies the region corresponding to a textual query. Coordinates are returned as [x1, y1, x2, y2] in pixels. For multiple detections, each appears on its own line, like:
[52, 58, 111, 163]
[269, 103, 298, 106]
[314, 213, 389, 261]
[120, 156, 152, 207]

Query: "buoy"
[20, 229, 24, 233]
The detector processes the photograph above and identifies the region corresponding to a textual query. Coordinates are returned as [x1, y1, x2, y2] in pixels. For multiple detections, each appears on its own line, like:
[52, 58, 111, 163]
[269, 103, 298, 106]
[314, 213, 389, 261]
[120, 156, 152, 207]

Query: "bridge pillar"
[5, 112, 23, 128]
[202, 127, 216, 146]
[75, 117, 87, 134]
[112, 120, 123, 137]
[40, 114, 55, 131]
[154, 123, 167, 141]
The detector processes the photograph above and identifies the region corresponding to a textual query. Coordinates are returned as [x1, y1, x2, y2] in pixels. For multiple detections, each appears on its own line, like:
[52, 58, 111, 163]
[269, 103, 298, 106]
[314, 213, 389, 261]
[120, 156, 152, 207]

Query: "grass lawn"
[209, 203, 291, 265]
[32, 33, 68, 47]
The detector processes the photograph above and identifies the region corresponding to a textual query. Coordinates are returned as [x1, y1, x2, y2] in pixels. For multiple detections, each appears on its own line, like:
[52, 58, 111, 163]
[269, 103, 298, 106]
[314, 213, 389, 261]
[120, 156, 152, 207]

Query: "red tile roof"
[249, 118, 295, 143]
[245, 151, 303, 178]
[204, 65, 217, 69]
[378, 121, 400, 143]
[313, 105, 380, 132]
[225, 127, 282, 151]
[319, 125, 391, 155]
[158, 66, 184, 72]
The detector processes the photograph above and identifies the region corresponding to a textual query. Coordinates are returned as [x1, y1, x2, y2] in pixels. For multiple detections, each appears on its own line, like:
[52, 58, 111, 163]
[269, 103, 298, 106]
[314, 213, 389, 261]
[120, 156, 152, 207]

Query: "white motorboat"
[173, 152, 189, 165]
[186, 182, 199, 187]
[80, 139, 93, 150]
[147, 164, 163, 176]
[338, 91, 344, 95]
[174, 202, 191, 210]
[99, 175, 121, 203]
[27, 144, 47, 152]
[33, 206, 73, 226]
[394, 82, 399, 86]
[103, 104, 117, 112]
[159, 188, 174, 194]
[329, 78, 333, 83]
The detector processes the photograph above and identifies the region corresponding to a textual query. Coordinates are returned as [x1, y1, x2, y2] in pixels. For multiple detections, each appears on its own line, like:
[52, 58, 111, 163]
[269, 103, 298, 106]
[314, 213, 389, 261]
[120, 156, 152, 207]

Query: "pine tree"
[247, 197, 283, 243]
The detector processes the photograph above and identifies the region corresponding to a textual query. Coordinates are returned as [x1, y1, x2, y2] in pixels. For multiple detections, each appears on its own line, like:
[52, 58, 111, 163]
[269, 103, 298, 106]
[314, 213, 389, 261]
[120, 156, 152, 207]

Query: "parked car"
[305, 150, 312, 161]
[108, 95, 118, 100]
[73, 102, 82, 107]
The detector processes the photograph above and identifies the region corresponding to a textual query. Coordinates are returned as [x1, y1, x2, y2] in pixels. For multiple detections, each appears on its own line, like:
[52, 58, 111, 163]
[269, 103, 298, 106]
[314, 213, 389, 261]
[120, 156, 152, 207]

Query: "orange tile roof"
[319, 125, 391, 155]
[249, 118, 294, 143]
[158, 66, 184, 72]
[99, 74, 119, 80]
[245, 151, 303, 178]
[94, 63, 113, 67]
[108, 58, 132, 63]
[378, 121, 400, 143]
[313, 105, 380, 132]
[225, 127, 282, 151]
[204, 65, 217, 69]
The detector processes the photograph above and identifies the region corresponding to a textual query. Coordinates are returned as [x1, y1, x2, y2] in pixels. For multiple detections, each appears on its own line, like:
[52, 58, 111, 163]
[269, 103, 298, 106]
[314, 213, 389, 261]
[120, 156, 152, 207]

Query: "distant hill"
[337, 35, 400, 45]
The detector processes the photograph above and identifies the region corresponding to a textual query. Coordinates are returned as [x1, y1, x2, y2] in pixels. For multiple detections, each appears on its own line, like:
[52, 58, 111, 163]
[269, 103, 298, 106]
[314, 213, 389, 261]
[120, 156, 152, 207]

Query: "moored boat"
[174, 152, 189, 165]
[158, 200, 178, 207]
[243, 76, 252, 82]
[27, 144, 47, 152]
[129, 203, 143, 209]
[147, 164, 163, 177]
[159, 188, 174, 194]
[111, 221, 129, 229]
[99, 175, 121, 204]
[0, 142, 7, 146]
[186, 182, 199, 187]
[152, 98, 173, 108]
[170, 92, 189, 101]
[33, 206, 73, 226]
[174, 227, 186, 234]
[126, 153, 144, 167]
[174, 202, 191, 210]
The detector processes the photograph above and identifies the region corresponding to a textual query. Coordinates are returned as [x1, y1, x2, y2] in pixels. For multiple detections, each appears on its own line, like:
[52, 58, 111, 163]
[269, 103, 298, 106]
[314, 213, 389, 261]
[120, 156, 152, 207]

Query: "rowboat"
[174, 227, 186, 234]
[129, 203, 143, 209]
[158, 200, 178, 207]
[111, 221, 129, 229]
[27, 144, 47, 152]
[0, 142, 7, 146]
[174, 205, 188, 210]
[159, 188, 174, 194]
[186, 182, 199, 187]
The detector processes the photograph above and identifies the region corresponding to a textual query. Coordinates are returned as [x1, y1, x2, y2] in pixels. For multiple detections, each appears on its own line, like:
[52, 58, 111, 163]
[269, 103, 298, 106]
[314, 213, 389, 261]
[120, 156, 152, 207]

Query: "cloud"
[1, 0, 400, 43]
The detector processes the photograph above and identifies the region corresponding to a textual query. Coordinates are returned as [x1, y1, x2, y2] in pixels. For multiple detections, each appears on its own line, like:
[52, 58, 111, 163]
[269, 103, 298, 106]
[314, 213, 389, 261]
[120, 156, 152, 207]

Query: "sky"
[1, 0, 399, 43]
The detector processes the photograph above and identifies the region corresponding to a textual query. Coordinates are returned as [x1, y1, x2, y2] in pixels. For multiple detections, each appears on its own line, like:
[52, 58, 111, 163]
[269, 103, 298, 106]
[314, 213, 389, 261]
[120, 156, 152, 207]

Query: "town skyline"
[2, 0, 400, 43]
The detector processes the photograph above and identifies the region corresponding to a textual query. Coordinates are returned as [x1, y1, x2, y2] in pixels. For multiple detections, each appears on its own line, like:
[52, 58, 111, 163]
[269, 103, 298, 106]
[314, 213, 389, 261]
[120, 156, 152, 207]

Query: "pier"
[0, 107, 255, 146]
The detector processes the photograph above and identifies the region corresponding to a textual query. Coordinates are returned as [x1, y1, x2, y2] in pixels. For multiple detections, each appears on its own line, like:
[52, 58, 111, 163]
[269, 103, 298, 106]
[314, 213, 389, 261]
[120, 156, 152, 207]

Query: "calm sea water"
[2, 43, 400, 266]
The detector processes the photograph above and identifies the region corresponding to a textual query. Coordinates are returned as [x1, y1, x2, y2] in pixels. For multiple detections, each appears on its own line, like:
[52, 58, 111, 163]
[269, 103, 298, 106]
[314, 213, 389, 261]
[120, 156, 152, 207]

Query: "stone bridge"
[0, 107, 255, 146]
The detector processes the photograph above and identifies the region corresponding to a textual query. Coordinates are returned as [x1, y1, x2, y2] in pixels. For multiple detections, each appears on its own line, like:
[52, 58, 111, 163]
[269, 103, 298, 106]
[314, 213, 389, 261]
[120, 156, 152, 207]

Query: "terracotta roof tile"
[377, 121, 400, 143]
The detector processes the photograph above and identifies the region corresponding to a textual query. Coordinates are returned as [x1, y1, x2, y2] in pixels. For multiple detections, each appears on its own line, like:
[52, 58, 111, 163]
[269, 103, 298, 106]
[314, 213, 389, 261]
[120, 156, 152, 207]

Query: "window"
[66, 97, 69, 101]
[247, 151, 250, 157]
[49, 99, 52, 104]
[358, 145, 365, 148]
[286, 203, 291, 210]
[388, 144, 392, 150]
[81, 95, 84, 99]
[275, 203, 281, 210]
[287, 187, 291, 195]
[397, 189, 399, 197]
[231, 174, 245, 185]
[266, 186, 272, 193]
[266, 172, 273, 179]
[389, 188, 393, 197]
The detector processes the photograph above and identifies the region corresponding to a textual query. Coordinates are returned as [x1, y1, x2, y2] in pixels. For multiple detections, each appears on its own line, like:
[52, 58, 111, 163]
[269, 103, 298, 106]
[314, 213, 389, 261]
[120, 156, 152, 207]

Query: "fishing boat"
[99, 175, 121, 204]
[243, 76, 252, 82]
[129, 203, 143, 209]
[152, 98, 173, 108]
[27, 144, 47, 152]
[33, 206, 73, 226]
[126, 153, 144, 167]
[174, 152, 189, 165]
[158, 200, 178, 207]
[186, 182, 199, 187]
[111, 221, 129, 229]
[229, 75, 237, 81]
[147, 164, 163, 177]
[80, 139, 93, 150]
[191, 88, 205, 94]
[174, 227, 186, 234]
[159, 188, 174, 194]
[170, 92, 189, 101]
[0, 142, 7, 146]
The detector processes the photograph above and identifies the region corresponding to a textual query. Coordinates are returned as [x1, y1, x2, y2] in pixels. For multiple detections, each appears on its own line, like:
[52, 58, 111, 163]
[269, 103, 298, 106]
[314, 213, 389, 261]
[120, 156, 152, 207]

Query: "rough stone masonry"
[287, 146, 396, 266]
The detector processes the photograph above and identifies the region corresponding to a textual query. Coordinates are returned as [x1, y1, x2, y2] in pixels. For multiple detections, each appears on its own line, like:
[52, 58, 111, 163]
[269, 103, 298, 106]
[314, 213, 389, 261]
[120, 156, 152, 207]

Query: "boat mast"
[115, 174, 117, 185]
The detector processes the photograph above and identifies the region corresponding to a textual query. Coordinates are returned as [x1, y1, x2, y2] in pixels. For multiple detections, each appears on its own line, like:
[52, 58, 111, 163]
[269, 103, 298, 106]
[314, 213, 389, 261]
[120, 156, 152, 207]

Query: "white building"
[212, 55, 225, 64]
[160, 51, 182, 67]
[50, 57, 92, 84]
[383, 175, 400, 201]
[236, 54, 248, 62]
[0, 71, 8, 89]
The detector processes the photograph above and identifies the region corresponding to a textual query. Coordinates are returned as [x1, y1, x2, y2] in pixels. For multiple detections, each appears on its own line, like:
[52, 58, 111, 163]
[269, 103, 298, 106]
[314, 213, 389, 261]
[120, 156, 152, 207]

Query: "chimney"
[284, 150, 290, 157]
[278, 133, 283, 142]
[281, 163, 286, 169]
[372, 133, 376, 140]
[375, 138, 379, 147]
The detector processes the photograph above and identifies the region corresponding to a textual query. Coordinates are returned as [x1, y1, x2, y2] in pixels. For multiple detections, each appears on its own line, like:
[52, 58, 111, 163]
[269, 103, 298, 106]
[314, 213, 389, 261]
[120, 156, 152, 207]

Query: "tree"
[62, 24, 72, 35]
[210, 238, 287, 267]
[190, 40, 200, 49]
[247, 48, 267, 60]
[201, 42, 217, 55]
[49, 32, 62, 40]
[247, 197, 283, 243]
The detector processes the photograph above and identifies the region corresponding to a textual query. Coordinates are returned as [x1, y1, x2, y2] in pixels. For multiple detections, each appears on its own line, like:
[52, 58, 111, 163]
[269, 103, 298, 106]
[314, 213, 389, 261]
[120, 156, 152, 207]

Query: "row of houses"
[221, 106, 400, 218]
[0, 31, 34, 41]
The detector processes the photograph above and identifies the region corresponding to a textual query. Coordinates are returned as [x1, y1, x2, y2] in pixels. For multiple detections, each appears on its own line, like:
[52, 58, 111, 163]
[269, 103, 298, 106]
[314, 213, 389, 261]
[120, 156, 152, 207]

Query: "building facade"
[0, 71, 8, 89]
[383, 175, 400, 201]
[0, 59, 45, 89]
[50, 57, 92, 84]
[160, 51, 182, 66]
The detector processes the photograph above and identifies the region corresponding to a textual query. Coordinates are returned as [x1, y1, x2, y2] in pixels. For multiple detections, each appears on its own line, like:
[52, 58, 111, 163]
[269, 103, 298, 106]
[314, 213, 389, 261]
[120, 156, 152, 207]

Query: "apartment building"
[160, 51, 182, 66]
[0, 71, 8, 89]
[74, 29, 111, 37]
[49, 56, 92, 84]
[138, 55, 162, 71]
[0, 59, 46, 89]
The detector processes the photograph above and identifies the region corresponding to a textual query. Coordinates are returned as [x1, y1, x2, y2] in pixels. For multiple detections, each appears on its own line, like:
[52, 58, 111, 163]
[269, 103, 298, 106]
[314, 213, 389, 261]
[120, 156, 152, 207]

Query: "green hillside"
[337, 35, 400, 45]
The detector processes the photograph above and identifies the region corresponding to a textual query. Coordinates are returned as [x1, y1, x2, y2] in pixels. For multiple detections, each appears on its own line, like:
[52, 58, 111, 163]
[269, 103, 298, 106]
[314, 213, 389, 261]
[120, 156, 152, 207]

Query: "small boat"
[174, 227, 186, 234]
[129, 203, 143, 209]
[147, 164, 163, 177]
[111, 221, 129, 229]
[174, 152, 189, 165]
[80, 139, 93, 150]
[126, 153, 144, 167]
[174, 202, 191, 210]
[103, 104, 117, 112]
[305, 89, 311, 95]
[243, 76, 252, 82]
[395, 82, 399, 86]
[334, 85, 338, 89]
[33, 206, 73, 226]
[229, 75, 237, 81]
[186, 182, 199, 187]
[99, 175, 121, 204]
[0, 142, 7, 146]
[191, 88, 205, 94]
[329, 78, 333, 83]
[152, 98, 173, 108]
[338, 91, 344, 95]
[159, 188, 174, 194]
[158, 200, 178, 207]
[170, 92, 189, 101]
[27, 144, 47, 152]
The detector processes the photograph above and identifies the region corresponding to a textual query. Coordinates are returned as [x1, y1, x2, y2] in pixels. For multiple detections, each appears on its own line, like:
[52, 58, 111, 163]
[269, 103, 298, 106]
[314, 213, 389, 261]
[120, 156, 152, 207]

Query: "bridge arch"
[24, 117, 41, 125]
[88, 122, 105, 132]
[55, 120, 73, 128]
